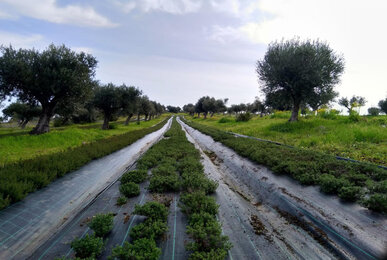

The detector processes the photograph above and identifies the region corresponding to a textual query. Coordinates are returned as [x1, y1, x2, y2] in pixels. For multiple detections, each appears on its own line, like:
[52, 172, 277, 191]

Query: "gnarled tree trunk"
[102, 115, 110, 130]
[125, 113, 133, 126]
[289, 101, 300, 122]
[30, 106, 53, 135]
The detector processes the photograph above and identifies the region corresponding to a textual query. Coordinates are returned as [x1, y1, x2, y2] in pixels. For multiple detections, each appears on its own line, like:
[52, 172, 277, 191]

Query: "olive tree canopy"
[0, 44, 97, 134]
[256, 38, 344, 121]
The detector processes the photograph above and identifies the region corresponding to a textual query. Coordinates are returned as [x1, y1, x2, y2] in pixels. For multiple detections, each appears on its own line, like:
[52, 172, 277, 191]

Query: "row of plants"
[0, 118, 169, 210]
[181, 118, 387, 213]
[134, 117, 231, 259]
[111, 201, 169, 259]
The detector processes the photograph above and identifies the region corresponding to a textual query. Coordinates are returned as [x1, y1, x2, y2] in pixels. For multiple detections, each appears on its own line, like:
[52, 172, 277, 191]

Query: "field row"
[182, 117, 387, 213]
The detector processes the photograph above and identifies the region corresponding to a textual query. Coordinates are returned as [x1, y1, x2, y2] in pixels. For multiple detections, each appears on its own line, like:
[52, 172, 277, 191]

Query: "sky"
[0, 0, 386, 113]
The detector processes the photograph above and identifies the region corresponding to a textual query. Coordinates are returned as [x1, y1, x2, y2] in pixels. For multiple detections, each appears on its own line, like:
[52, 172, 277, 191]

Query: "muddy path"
[0, 118, 172, 259]
[178, 117, 387, 260]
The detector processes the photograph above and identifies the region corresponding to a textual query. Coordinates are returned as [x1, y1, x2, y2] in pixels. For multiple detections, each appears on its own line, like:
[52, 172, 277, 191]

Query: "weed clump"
[71, 234, 104, 259]
[89, 213, 114, 237]
[120, 182, 140, 198]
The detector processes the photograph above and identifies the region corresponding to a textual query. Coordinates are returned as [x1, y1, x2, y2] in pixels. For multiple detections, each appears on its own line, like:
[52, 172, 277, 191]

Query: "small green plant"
[133, 201, 168, 221]
[338, 186, 362, 201]
[364, 194, 387, 213]
[130, 219, 167, 240]
[180, 191, 219, 216]
[236, 112, 252, 122]
[218, 117, 233, 123]
[71, 234, 104, 259]
[116, 196, 127, 206]
[319, 174, 350, 194]
[111, 238, 161, 260]
[89, 213, 114, 237]
[120, 182, 140, 198]
[148, 173, 180, 192]
[121, 170, 147, 184]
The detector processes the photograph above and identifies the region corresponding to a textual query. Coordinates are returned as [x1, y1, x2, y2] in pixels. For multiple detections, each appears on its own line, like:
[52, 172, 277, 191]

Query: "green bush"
[236, 112, 252, 122]
[116, 196, 127, 206]
[218, 117, 233, 123]
[338, 186, 362, 201]
[348, 111, 360, 122]
[319, 174, 350, 194]
[148, 173, 180, 192]
[71, 234, 104, 259]
[189, 248, 229, 260]
[121, 170, 147, 184]
[111, 238, 161, 260]
[180, 191, 219, 216]
[133, 201, 169, 221]
[364, 194, 387, 213]
[130, 219, 167, 240]
[89, 213, 114, 237]
[186, 213, 231, 258]
[120, 182, 140, 198]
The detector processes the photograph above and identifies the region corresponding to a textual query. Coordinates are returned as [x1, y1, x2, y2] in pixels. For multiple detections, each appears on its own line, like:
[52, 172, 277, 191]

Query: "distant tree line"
[0, 44, 165, 134]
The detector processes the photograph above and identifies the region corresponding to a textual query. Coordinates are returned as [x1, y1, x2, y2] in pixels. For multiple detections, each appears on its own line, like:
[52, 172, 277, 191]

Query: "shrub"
[236, 112, 252, 122]
[189, 248, 229, 260]
[133, 201, 169, 221]
[218, 117, 233, 123]
[317, 109, 340, 120]
[0, 194, 10, 209]
[364, 194, 387, 213]
[71, 234, 104, 259]
[348, 111, 360, 122]
[111, 238, 161, 260]
[121, 170, 147, 184]
[319, 174, 350, 194]
[120, 182, 140, 198]
[148, 173, 180, 192]
[338, 186, 362, 201]
[89, 213, 114, 237]
[181, 172, 218, 194]
[180, 191, 219, 216]
[116, 196, 127, 206]
[130, 219, 167, 240]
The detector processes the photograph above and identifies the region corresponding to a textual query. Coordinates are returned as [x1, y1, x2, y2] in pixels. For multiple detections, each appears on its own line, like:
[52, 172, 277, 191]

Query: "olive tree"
[256, 38, 344, 121]
[0, 44, 97, 134]
[2, 102, 41, 128]
[338, 96, 367, 114]
[93, 83, 122, 130]
[378, 98, 387, 114]
[120, 85, 142, 125]
[183, 103, 195, 116]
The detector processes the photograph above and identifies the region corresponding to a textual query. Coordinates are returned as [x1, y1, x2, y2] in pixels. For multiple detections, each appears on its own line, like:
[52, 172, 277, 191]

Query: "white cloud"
[1, 0, 118, 28]
[210, 0, 241, 16]
[140, 0, 202, 14]
[0, 31, 45, 49]
[113, 1, 136, 13]
[209, 25, 246, 44]
[72, 46, 94, 54]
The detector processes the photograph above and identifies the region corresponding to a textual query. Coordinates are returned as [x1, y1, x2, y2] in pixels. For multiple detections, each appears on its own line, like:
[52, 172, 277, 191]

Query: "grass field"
[187, 113, 387, 166]
[0, 115, 169, 166]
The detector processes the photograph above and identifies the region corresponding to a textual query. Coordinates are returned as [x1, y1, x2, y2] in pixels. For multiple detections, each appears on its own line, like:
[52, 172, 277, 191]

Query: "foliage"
[130, 219, 167, 240]
[364, 194, 387, 213]
[218, 117, 233, 123]
[2, 102, 41, 128]
[256, 38, 344, 121]
[235, 112, 252, 122]
[368, 107, 380, 116]
[0, 119, 169, 210]
[0, 44, 97, 134]
[378, 98, 387, 114]
[89, 213, 114, 237]
[71, 234, 103, 259]
[116, 196, 127, 206]
[180, 191, 219, 216]
[338, 96, 367, 113]
[120, 182, 140, 198]
[121, 170, 147, 184]
[110, 239, 161, 260]
[133, 201, 169, 221]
